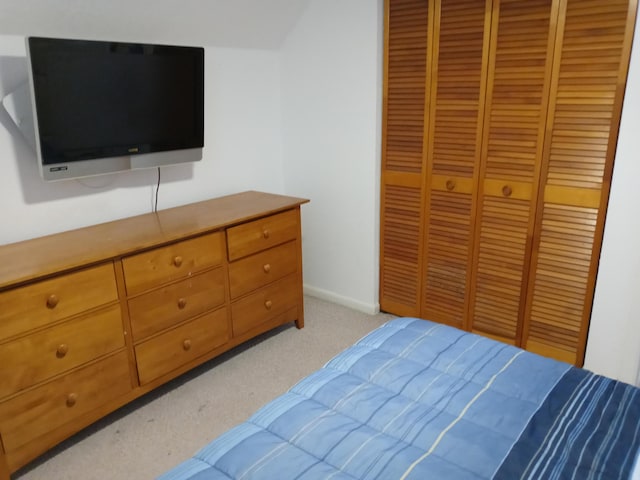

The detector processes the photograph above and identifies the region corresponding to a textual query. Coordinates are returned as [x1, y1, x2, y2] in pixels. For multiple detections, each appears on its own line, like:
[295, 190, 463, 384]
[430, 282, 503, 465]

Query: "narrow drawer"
[135, 308, 228, 385]
[0, 304, 124, 399]
[231, 274, 300, 337]
[229, 241, 298, 299]
[123, 232, 223, 295]
[0, 350, 131, 454]
[0, 263, 118, 341]
[227, 209, 298, 261]
[129, 267, 226, 342]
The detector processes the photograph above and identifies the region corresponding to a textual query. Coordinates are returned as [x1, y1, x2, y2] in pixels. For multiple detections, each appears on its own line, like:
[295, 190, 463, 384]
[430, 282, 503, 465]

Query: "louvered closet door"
[380, 0, 431, 316]
[468, 0, 559, 344]
[420, 0, 492, 328]
[523, 0, 637, 364]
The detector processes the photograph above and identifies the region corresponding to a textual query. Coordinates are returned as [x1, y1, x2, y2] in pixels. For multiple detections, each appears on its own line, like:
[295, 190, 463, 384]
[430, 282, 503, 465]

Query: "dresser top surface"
[0, 191, 309, 289]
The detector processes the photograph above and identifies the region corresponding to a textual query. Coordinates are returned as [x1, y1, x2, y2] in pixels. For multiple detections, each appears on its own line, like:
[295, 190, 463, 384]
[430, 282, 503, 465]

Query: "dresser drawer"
[0, 304, 124, 399]
[128, 267, 226, 342]
[123, 232, 223, 295]
[229, 241, 298, 299]
[0, 263, 118, 341]
[135, 308, 229, 385]
[227, 209, 299, 261]
[231, 274, 300, 337]
[0, 350, 131, 454]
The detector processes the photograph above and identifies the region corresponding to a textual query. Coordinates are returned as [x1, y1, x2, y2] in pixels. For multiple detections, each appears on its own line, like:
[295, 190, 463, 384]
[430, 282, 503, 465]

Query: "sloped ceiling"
[0, 0, 311, 49]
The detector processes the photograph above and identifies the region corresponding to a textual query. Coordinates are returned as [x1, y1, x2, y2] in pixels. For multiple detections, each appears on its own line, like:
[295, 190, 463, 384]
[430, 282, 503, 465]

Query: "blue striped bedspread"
[159, 318, 640, 479]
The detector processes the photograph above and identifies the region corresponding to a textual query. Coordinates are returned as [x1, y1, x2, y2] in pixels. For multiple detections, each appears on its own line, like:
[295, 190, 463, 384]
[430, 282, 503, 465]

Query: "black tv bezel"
[26, 36, 205, 181]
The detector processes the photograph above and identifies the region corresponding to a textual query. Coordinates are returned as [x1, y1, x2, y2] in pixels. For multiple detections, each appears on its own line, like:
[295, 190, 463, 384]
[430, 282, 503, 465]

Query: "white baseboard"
[303, 284, 380, 315]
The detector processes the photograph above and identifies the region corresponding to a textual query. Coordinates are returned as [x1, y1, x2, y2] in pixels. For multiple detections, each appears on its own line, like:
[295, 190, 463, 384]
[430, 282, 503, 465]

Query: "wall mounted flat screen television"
[26, 37, 205, 181]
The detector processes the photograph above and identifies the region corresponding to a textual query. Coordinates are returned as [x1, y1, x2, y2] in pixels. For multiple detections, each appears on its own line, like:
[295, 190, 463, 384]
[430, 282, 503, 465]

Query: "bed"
[159, 317, 640, 479]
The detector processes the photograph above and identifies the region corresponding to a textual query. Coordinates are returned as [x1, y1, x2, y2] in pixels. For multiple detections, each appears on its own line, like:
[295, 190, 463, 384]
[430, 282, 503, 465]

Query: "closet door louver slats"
[380, 0, 637, 365]
[381, 185, 423, 312]
[380, 0, 431, 315]
[421, 0, 491, 329]
[526, 205, 598, 360]
[469, 0, 558, 344]
[383, 0, 429, 175]
[523, 0, 636, 364]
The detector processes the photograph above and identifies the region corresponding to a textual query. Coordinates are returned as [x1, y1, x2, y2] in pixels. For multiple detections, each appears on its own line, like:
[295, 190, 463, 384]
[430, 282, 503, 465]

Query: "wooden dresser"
[0, 191, 308, 478]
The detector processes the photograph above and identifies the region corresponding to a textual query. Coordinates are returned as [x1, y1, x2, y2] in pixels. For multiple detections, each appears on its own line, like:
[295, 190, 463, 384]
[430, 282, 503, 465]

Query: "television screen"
[26, 37, 204, 181]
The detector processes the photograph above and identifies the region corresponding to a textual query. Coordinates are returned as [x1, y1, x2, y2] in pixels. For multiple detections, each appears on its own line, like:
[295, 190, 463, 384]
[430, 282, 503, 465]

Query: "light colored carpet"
[14, 296, 394, 480]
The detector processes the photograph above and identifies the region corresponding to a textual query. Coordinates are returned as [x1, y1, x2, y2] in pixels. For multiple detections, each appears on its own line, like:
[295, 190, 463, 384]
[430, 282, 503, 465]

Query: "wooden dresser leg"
[295, 302, 305, 329]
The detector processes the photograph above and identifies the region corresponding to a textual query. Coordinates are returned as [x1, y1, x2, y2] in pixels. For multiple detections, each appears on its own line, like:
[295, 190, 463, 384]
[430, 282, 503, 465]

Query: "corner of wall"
[304, 284, 380, 315]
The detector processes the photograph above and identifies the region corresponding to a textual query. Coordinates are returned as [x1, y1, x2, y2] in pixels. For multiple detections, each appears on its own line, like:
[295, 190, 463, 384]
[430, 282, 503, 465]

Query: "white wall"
[0, 36, 285, 245]
[280, 0, 383, 313]
[584, 8, 640, 385]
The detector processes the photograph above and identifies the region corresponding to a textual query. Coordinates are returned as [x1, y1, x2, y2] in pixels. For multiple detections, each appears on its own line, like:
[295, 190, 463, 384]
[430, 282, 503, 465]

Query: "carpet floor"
[14, 296, 394, 480]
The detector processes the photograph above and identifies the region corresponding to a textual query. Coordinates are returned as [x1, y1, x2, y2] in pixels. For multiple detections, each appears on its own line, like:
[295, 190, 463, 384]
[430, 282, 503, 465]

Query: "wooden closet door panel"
[380, 0, 431, 315]
[524, 0, 637, 364]
[383, 0, 430, 175]
[423, 189, 473, 327]
[381, 183, 424, 315]
[471, 194, 532, 342]
[527, 203, 599, 363]
[469, 0, 558, 343]
[421, 0, 491, 328]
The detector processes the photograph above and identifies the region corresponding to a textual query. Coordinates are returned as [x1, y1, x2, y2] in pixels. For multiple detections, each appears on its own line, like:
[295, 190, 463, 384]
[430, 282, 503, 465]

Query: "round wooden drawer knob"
[46, 294, 59, 309]
[56, 343, 69, 358]
[502, 185, 513, 197]
[446, 180, 456, 191]
[264, 300, 273, 310]
[262, 229, 270, 239]
[66, 393, 78, 408]
[177, 298, 187, 309]
[183, 339, 192, 351]
[263, 264, 271, 273]
[173, 256, 183, 267]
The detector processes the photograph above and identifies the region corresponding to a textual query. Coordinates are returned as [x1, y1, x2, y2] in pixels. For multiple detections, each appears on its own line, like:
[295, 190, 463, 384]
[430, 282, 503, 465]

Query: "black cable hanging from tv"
[154, 167, 161, 213]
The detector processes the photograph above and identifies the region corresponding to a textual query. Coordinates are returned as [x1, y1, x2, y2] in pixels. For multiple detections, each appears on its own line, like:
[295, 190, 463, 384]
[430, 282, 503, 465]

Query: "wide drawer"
[0, 350, 131, 454]
[0, 263, 118, 341]
[231, 274, 300, 337]
[228, 241, 297, 299]
[135, 308, 229, 385]
[0, 304, 125, 399]
[123, 232, 223, 295]
[227, 209, 298, 261]
[129, 267, 226, 342]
